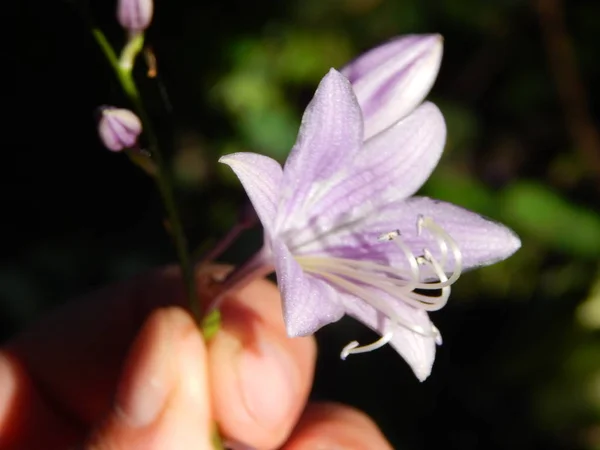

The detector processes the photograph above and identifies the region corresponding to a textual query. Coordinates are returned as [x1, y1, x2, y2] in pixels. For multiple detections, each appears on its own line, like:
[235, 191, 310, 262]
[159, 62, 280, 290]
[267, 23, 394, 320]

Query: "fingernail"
[178, 328, 207, 406]
[116, 310, 174, 427]
[238, 337, 299, 426]
[169, 320, 212, 443]
[223, 439, 257, 450]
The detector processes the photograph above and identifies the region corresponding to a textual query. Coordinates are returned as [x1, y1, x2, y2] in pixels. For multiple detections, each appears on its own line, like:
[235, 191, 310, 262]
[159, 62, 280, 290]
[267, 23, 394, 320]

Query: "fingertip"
[283, 402, 393, 450]
[208, 280, 316, 450]
[84, 307, 213, 449]
[0, 352, 79, 449]
[113, 307, 179, 428]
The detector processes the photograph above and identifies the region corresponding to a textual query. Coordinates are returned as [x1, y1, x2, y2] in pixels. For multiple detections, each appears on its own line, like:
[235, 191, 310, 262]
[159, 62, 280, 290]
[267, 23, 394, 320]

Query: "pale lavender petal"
[219, 153, 283, 231]
[277, 69, 363, 230]
[305, 102, 445, 224]
[340, 290, 437, 381]
[289, 196, 521, 273]
[341, 34, 443, 139]
[271, 240, 345, 337]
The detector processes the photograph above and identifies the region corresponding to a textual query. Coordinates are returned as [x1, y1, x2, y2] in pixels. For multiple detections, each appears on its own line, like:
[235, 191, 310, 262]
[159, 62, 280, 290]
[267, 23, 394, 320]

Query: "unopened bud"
[117, 0, 154, 33]
[97, 107, 142, 152]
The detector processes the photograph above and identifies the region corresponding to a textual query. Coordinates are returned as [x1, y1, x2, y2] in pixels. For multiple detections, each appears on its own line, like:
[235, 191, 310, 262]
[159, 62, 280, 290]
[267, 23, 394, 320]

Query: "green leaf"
[421, 168, 497, 217]
[501, 181, 600, 258]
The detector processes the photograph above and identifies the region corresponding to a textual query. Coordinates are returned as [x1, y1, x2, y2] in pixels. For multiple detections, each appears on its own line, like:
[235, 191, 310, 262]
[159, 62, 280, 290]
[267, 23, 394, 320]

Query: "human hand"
[0, 266, 393, 449]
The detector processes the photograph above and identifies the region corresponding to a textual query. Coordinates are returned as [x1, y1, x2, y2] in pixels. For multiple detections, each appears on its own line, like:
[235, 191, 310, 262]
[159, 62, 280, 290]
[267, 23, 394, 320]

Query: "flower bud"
[98, 107, 142, 152]
[117, 0, 154, 33]
[341, 34, 443, 139]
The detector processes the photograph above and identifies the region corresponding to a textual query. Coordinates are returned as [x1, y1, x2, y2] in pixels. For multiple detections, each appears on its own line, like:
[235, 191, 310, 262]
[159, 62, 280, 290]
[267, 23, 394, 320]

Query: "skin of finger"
[2, 266, 315, 443]
[84, 307, 213, 450]
[6, 266, 188, 425]
[0, 353, 81, 450]
[4, 264, 230, 426]
[208, 277, 317, 450]
[3, 264, 317, 448]
[282, 402, 394, 450]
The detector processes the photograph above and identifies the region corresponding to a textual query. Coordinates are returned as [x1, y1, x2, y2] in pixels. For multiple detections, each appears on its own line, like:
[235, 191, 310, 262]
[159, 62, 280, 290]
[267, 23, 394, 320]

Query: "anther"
[417, 214, 425, 236]
[378, 230, 401, 241]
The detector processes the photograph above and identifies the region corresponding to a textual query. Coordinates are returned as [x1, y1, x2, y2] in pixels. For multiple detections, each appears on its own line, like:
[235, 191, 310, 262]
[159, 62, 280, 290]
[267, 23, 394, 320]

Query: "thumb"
[83, 307, 214, 450]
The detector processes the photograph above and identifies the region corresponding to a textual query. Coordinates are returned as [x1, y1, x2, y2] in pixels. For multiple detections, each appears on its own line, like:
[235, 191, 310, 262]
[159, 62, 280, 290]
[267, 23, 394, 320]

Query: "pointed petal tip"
[346, 34, 444, 138]
[415, 33, 443, 67]
[426, 32, 444, 45]
[506, 227, 523, 257]
[413, 364, 432, 382]
[485, 220, 522, 264]
[218, 154, 235, 165]
[321, 67, 352, 86]
[404, 33, 443, 52]
[216, 152, 283, 229]
[285, 321, 307, 338]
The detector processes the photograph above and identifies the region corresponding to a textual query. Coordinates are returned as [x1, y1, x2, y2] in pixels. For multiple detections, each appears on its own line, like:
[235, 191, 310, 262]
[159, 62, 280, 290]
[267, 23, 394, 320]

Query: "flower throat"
[296, 215, 463, 358]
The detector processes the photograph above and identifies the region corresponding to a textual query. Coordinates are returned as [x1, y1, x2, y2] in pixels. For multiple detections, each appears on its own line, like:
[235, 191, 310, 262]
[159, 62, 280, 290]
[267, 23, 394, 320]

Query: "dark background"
[4, 0, 600, 449]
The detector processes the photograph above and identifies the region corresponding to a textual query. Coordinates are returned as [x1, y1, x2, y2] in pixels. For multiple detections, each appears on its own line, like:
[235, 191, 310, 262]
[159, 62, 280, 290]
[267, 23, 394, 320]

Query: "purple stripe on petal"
[341, 34, 443, 139]
[272, 240, 345, 337]
[291, 196, 521, 274]
[341, 35, 432, 84]
[277, 69, 364, 231]
[307, 102, 446, 224]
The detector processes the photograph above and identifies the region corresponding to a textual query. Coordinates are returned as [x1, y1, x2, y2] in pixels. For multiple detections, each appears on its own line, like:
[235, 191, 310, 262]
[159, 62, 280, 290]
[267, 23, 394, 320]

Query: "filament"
[341, 332, 394, 359]
[294, 216, 462, 357]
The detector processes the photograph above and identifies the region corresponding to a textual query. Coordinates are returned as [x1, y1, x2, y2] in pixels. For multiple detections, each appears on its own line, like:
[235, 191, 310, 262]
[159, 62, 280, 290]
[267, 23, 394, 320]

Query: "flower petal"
[219, 152, 283, 231]
[341, 34, 443, 139]
[341, 291, 437, 381]
[289, 196, 521, 273]
[277, 69, 364, 230]
[304, 102, 445, 224]
[271, 240, 345, 337]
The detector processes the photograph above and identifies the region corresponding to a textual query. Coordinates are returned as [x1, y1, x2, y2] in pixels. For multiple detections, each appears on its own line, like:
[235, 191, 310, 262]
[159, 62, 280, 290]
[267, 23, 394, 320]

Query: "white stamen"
[341, 332, 394, 359]
[295, 216, 462, 357]
[316, 271, 435, 338]
[418, 216, 463, 286]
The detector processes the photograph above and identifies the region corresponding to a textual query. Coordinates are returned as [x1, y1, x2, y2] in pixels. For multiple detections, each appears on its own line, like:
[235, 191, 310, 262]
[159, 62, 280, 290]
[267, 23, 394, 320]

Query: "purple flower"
[117, 0, 153, 33]
[98, 107, 142, 152]
[220, 37, 520, 381]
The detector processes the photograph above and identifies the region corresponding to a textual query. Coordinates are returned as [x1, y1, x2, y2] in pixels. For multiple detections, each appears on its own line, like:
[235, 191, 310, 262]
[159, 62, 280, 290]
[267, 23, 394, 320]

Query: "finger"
[7, 266, 188, 424]
[282, 402, 393, 450]
[0, 352, 81, 450]
[208, 277, 317, 450]
[83, 307, 213, 450]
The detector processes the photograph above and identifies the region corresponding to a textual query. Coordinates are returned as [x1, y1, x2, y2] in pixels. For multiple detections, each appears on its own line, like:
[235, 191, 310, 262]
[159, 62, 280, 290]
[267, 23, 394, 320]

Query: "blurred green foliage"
[4, 0, 600, 449]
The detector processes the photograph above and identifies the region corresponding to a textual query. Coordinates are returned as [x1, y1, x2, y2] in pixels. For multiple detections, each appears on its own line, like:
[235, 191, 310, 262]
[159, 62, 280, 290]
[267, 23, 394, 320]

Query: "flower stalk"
[91, 28, 204, 330]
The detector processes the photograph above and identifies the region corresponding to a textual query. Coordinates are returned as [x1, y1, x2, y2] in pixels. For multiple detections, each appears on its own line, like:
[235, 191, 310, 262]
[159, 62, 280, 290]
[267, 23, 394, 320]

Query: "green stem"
[91, 27, 226, 450]
[92, 29, 200, 324]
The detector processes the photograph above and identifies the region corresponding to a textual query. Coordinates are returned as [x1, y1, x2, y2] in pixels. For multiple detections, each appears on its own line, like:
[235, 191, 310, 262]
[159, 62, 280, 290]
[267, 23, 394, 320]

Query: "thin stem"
[92, 29, 200, 324]
[198, 223, 246, 265]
